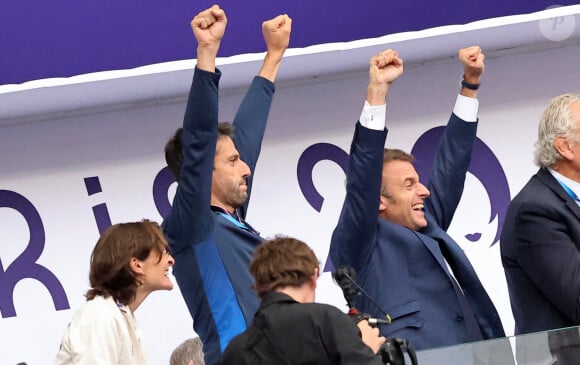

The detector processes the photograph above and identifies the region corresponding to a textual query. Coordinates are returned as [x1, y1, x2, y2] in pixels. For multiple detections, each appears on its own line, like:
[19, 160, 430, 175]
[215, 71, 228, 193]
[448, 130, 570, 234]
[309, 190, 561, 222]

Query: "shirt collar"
[259, 292, 297, 310]
[549, 168, 580, 200]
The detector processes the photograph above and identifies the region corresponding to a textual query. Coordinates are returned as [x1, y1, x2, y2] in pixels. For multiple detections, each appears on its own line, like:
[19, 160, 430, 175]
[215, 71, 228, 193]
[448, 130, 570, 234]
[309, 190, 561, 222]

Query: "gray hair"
[170, 337, 204, 365]
[534, 93, 580, 168]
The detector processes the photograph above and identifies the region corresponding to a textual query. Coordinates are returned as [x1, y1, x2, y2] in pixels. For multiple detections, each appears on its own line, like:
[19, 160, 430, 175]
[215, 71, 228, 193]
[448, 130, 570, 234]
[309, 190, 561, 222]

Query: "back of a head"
[250, 236, 319, 298]
[86, 219, 168, 305]
[165, 128, 183, 181]
[170, 337, 205, 365]
[534, 93, 580, 168]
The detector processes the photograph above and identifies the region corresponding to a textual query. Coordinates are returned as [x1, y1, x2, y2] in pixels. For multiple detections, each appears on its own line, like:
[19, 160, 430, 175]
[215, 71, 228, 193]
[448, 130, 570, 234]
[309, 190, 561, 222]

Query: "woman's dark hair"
[85, 219, 169, 305]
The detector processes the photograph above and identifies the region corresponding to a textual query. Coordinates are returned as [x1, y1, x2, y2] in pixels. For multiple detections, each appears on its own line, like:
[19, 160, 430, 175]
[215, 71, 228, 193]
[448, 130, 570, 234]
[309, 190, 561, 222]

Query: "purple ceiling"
[1, 0, 579, 85]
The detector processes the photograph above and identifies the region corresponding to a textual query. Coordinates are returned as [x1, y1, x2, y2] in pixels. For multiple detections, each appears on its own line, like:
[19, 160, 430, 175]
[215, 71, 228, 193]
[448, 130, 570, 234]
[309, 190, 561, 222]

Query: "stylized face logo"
[411, 126, 511, 247]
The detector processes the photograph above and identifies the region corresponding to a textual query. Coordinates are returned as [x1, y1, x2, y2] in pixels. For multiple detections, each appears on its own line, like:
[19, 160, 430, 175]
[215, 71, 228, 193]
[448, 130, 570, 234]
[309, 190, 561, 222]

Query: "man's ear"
[554, 136, 575, 161]
[379, 194, 388, 212]
[309, 267, 319, 290]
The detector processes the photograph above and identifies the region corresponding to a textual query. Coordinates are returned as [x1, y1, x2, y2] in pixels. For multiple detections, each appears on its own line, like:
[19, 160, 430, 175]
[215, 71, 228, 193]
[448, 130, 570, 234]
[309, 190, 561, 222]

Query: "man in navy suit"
[501, 93, 580, 335]
[329, 46, 505, 351]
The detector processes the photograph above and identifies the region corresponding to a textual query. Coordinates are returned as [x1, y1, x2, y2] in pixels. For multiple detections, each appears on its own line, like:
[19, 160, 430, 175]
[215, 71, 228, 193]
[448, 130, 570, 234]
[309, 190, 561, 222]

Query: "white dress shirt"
[359, 94, 479, 130]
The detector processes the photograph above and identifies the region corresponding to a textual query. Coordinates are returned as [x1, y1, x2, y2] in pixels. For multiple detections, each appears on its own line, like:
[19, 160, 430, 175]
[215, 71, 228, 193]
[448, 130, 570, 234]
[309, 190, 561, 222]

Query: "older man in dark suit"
[501, 94, 580, 335]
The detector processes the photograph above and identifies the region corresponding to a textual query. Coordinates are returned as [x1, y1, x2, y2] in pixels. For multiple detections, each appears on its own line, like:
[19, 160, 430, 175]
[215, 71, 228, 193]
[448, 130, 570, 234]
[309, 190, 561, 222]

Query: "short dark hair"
[165, 122, 235, 181]
[165, 128, 183, 181]
[250, 236, 319, 298]
[381, 149, 415, 197]
[383, 148, 414, 164]
[85, 219, 169, 305]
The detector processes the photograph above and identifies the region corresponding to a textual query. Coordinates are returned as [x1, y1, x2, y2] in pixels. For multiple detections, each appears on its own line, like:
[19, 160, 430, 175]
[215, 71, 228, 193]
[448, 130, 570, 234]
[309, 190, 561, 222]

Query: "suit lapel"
[414, 220, 455, 280]
[420, 217, 481, 289]
[536, 168, 580, 221]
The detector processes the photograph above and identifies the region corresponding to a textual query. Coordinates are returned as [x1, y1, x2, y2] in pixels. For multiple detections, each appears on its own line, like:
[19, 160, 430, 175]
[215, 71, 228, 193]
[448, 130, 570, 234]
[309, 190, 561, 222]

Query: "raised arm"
[233, 14, 292, 217]
[330, 50, 403, 271]
[258, 14, 292, 82]
[163, 6, 226, 251]
[459, 46, 484, 99]
[425, 46, 483, 230]
[193, 4, 227, 72]
[366, 50, 403, 105]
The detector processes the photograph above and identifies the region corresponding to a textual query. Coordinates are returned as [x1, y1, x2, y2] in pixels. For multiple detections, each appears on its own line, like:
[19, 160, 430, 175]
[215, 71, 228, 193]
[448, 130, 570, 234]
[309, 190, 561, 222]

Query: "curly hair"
[250, 236, 319, 298]
[170, 337, 205, 365]
[534, 93, 580, 168]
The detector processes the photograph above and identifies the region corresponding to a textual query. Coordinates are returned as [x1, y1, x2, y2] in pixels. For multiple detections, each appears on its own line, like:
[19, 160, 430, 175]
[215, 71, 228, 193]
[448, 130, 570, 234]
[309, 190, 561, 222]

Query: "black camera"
[380, 338, 417, 365]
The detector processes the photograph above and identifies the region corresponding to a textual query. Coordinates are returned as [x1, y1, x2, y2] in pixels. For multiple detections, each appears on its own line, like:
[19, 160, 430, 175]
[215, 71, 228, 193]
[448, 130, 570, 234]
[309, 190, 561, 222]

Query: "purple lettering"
[84, 176, 112, 234]
[0, 190, 69, 318]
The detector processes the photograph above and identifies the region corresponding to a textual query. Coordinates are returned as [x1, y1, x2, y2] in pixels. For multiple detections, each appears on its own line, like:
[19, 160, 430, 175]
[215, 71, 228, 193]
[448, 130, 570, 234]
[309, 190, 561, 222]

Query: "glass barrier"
[410, 326, 580, 365]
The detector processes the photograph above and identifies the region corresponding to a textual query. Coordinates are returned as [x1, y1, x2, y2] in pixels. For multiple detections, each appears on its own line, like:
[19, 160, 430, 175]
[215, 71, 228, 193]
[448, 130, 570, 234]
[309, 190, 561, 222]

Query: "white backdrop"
[1, 42, 580, 364]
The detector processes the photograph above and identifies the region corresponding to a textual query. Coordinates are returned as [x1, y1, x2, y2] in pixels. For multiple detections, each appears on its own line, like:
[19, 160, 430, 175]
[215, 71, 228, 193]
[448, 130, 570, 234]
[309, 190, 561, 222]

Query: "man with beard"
[162, 5, 291, 365]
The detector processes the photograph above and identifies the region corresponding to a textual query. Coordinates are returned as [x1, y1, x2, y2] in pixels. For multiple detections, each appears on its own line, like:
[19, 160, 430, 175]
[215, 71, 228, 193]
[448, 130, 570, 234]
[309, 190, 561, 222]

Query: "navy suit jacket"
[330, 114, 505, 350]
[501, 167, 580, 335]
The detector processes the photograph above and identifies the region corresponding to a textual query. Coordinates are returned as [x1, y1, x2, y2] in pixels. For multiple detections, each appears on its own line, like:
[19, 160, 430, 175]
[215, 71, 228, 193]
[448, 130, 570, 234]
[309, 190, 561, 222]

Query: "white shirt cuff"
[359, 100, 387, 130]
[453, 94, 479, 122]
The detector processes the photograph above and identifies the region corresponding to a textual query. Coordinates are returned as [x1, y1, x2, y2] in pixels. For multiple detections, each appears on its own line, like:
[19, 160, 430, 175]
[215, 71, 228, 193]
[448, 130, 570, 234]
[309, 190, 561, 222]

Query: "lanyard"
[216, 211, 260, 235]
[217, 211, 248, 229]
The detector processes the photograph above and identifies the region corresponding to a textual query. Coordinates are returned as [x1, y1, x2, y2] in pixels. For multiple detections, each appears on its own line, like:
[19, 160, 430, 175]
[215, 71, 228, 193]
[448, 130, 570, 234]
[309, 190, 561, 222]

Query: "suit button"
[456, 315, 464, 321]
